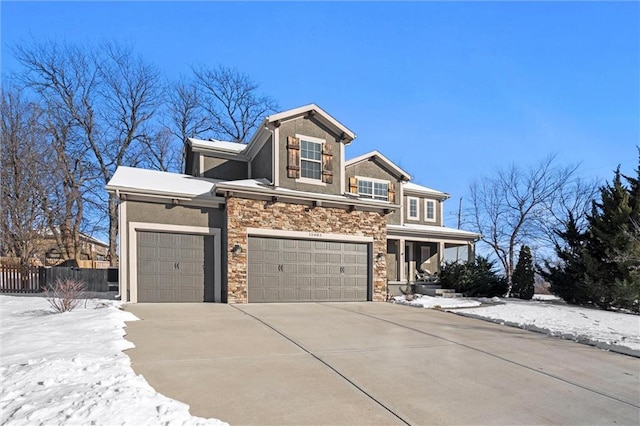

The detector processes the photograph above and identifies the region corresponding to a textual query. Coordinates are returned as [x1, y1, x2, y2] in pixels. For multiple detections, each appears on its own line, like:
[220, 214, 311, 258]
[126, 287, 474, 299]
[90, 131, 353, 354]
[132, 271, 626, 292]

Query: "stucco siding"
[345, 159, 402, 225]
[277, 116, 343, 195]
[403, 194, 442, 225]
[126, 201, 225, 228]
[251, 136, 272, 182]
[202, 157, 248, 180]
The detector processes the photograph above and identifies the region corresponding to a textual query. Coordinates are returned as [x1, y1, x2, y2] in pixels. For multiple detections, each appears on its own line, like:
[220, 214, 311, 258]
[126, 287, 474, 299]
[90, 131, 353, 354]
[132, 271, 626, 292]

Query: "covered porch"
[385, 224, 480, 296]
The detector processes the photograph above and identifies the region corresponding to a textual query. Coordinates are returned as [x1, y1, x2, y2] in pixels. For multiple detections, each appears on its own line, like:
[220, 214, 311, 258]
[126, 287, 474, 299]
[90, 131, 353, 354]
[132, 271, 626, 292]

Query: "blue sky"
[2, 1, 638, 227]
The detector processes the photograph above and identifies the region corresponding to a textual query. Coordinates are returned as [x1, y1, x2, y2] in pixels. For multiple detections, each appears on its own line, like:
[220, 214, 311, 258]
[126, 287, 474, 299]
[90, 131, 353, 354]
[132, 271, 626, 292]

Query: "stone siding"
[226, 197, 387, 303]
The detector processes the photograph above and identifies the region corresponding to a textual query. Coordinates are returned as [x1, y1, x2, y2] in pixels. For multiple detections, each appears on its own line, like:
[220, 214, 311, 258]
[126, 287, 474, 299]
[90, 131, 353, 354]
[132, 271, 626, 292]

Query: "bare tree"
[0, 86, 48, 267]
[14, 41, 163, 266]
[191, 65, 278, 143]
[468, 155, 595, 295]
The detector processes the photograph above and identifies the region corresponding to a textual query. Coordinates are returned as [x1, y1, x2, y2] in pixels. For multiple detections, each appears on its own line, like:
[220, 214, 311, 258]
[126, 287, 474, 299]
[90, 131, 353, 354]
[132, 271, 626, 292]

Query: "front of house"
[106, 104, 479, 303]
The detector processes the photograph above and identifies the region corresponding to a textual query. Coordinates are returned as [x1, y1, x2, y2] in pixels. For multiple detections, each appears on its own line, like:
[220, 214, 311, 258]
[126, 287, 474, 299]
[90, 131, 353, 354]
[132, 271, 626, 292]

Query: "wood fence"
[0, 265, 117, 293]
[0, 266, 45, 293]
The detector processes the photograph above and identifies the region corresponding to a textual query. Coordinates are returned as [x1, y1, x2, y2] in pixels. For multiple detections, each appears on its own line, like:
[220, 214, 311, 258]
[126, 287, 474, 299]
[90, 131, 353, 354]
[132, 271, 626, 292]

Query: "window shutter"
[287, 136, 300, 178]
[322, 142, 333, 184]
[349, 177, 358, 194]
[388, 183, 396, 203]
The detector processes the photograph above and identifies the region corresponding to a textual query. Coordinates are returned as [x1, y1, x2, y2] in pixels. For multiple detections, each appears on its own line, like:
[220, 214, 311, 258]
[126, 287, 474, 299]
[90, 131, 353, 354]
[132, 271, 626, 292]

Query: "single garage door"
[248, 236, 369, 303]
[137, 231, 214, 302]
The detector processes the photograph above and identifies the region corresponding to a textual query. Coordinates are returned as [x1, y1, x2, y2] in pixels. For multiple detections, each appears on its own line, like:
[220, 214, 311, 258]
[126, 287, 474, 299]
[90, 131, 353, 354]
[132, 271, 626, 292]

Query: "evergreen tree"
[585, 166, 640, 310]
[541, 214, 590, 305]
[543, 157, 640, 312]
[512, 245, 535, 299]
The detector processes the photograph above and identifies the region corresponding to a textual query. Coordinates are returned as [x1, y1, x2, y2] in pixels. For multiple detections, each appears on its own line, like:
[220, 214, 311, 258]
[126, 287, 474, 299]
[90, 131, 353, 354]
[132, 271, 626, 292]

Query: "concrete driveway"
[124, 302, 640, 425]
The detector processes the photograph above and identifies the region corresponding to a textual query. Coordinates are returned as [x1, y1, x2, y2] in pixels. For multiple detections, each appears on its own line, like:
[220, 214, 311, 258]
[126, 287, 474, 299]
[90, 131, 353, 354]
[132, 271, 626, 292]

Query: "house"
[106, 104, 480, 303]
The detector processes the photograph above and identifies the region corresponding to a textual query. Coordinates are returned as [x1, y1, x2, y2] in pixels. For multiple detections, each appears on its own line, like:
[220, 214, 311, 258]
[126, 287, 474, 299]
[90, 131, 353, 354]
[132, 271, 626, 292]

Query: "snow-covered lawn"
[0, 294, 227, 426]
[393, 294, 482, 309]
[394, 294, 640, 355]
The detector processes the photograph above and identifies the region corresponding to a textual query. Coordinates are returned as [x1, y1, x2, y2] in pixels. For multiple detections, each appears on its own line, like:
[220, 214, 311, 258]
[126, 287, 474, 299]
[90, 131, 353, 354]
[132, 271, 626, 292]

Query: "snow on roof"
[106, 167, 219, 199]
[188, 138, 247, 154]
[403, 182, 449, 198]
[345, 150, 412, 181]
[388, 223, 481, 239]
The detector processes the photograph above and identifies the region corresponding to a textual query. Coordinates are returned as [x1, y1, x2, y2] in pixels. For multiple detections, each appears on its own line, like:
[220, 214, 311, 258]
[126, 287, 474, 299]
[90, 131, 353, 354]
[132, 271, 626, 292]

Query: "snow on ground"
[0, 294, 227, 426]
[393, 294, 482, 309]
[449, 297, 640, 355]
[393, 293, 639, 355]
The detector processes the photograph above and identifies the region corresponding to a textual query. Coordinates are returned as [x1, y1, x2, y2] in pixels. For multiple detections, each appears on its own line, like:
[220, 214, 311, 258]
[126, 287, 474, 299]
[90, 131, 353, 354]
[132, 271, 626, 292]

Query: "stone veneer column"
[226, 196, 388, 303]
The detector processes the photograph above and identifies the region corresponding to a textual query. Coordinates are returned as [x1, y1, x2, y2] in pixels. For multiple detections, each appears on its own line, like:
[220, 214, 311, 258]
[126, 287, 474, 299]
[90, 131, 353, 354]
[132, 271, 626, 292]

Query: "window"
[357, 178, 389, 201]
[425, 199, 436, 222]
[407, 197, 419, 219]
[300, 139, 322, 180]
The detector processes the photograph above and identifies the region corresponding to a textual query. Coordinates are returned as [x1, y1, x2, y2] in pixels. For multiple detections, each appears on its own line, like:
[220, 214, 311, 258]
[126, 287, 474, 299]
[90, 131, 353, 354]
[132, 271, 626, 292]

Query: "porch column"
[399, 237, 406, 282]
[438, 241, 445, 270]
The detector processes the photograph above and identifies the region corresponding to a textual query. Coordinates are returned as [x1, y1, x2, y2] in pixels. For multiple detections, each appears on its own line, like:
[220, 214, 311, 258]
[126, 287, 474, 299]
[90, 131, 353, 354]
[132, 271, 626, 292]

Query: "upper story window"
[357, 178, 389, 201]
[300, 138, 322, 180]
[407, 197, 419, 220]
[425, 199, 436, 222]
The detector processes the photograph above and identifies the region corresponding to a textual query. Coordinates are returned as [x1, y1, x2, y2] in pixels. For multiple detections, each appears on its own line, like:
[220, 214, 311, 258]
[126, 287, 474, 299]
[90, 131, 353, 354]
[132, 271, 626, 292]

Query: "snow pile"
[451, 299, 640, 354]
[393, 295, 481, 309]
[0, 295, 227, 426]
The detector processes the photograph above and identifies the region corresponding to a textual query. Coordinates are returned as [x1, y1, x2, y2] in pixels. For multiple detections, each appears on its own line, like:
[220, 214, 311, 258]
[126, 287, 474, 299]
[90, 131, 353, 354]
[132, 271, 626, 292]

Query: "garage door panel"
[248, 236, 369, 303]
[137, 231, 213, 303]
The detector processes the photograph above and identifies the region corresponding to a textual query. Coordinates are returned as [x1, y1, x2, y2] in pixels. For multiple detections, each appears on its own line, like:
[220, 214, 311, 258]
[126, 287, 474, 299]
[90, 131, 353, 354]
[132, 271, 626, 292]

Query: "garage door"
[137, 231, 214, 302]
[248, 237, 369, 303]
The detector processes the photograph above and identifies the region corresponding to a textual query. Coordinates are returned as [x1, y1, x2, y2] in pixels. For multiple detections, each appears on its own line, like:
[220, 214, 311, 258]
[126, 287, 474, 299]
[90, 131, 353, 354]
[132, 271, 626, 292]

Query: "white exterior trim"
[296, 133, 325, 183]
[273, 127, 280, 187]
[340, 142, 345, 194]
[199, 154, 204, 177]
[407, 196, 419, 220]
[345, 150, 412, 181]
[118, 200, 127, 301]
[247, 227, 373, 243]
[355, 175, 390, 201]
[127, 222, 222, 303]
[424, 199, 436, 222]
[267, 104, 356, 140]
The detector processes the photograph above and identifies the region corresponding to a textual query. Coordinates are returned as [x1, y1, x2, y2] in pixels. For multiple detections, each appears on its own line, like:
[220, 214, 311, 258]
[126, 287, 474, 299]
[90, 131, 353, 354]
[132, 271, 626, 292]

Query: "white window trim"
[407, 196, 419, 220]
[424, 199, 436, 222]
[295, 133, 325, 184]
[127, 222, 222, 304]
[355, 175, 390, 201]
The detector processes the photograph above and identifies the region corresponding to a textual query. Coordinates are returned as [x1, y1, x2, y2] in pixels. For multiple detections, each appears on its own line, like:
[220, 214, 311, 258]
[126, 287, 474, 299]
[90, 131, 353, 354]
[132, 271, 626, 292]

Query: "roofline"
[187, 138, 249, 160]
[214, 182, 399, 212]
[345, 150, 412, 181]
[105, 184, 221, 202]
[266, 104, 356, 141]
[387, 224, 481, 240]
[402, 184, 450, 200]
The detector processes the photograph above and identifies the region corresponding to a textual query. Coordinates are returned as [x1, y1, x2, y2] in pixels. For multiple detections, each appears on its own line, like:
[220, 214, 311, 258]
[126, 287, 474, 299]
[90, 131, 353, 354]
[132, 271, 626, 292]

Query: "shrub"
[512, 245, 535, 299]
[43, 278, 85, 313]
[439, 256, 508, 298]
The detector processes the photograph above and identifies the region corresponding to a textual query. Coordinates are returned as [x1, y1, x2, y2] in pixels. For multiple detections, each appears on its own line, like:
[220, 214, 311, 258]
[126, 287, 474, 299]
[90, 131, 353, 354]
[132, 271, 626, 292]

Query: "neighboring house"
[106, 104, 480, 304]
[37, 232, 110, 267]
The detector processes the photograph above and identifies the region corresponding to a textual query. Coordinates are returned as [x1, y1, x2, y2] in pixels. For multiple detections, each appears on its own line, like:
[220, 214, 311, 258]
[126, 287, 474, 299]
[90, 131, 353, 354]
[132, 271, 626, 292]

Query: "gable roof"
[403, 182, 450, 199]
[188, 138, 248, 155]
[266, 104, 356, 142]
[106, 167, 220, 200]
[345, 150, 412, 181]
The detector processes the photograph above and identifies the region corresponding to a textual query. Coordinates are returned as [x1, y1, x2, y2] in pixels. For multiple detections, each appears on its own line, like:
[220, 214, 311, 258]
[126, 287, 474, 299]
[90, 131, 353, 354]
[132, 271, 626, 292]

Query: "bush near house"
[439, 256, 508, 297]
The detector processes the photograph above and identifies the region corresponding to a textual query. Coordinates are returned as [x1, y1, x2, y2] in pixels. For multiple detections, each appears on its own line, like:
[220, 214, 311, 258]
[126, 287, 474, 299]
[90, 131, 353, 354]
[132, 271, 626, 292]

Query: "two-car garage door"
[247, 236, 370, 303]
